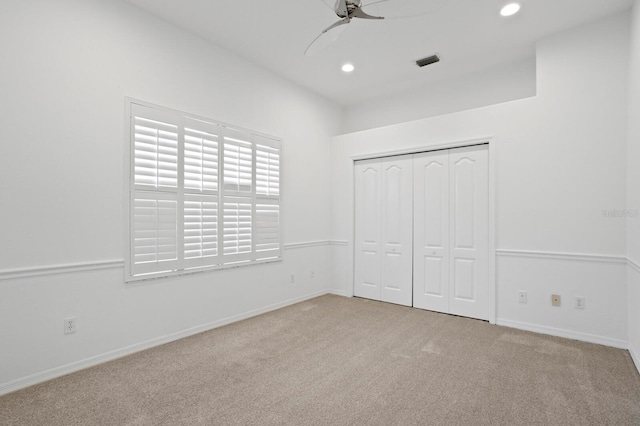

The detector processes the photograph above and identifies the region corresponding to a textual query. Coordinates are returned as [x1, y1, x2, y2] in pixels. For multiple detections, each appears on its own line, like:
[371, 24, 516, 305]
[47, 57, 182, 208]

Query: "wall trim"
[327, 288, 350, 297]
[0, 241, 334, 281]
[496, 318, 627, 349]
[496, 249, 627, 264]
[350, 136, 492, 161]
[0, 260, 125, 281]
[329, 240, 349, 247]
[0, 289, 340, 397]
[628, 258, 640, 274]
[283, 240, 331, 250]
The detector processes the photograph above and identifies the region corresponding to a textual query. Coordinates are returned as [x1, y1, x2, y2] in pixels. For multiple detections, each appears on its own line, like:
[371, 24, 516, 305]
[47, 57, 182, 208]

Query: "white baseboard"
[496, 318, 627, 349]
[630, 341, 640, 375]
[0, 289, 334, 397]
[2, 288, 634, 396]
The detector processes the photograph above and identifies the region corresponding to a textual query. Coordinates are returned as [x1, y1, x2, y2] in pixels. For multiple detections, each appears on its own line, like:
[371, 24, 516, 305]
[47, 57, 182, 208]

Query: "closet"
[353, 145, 489, 321]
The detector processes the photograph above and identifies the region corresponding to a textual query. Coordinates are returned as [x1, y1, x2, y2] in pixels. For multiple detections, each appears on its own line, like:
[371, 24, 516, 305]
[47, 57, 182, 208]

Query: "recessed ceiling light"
[500, 3, 521, 17]
[341, 63, 355, 73]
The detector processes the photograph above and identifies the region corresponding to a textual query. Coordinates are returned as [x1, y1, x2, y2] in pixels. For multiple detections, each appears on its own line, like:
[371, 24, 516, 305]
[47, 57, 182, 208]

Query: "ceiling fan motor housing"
[337, 0, 363, 18]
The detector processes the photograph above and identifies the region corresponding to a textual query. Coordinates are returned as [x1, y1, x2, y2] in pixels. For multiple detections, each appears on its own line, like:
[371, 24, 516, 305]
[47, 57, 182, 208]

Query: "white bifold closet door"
[354, 155, 413, 307]
[413, 146, 489, 320]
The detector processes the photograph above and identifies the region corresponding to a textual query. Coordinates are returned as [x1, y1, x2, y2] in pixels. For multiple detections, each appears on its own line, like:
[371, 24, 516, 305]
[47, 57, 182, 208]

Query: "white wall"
[343, 57, 536, 134]
[0, 0, 342, 394]
[331, 13, 630, 347]
[628, 0, 640, 370]
[1, 0, 636, 395]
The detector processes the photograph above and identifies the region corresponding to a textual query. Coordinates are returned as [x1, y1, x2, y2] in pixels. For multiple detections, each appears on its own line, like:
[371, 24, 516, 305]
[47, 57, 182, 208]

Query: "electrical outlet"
[575, 297, 586, 310]
[290, 273, 295, 283]
[64, 317, 77, 334]
[551, 294, 561, 307]
[518, 291, 528, 304]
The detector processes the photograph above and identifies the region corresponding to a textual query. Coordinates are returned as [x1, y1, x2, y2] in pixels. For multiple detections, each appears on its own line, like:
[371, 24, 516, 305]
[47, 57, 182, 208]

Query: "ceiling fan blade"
[362, 0, 450, 19]
[350, 8, 384, 20]
[304, 18, 350, 56]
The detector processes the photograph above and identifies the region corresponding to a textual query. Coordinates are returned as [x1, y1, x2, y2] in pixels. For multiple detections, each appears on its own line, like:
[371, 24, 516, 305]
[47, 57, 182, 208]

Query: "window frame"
[124, 98, 283, 283]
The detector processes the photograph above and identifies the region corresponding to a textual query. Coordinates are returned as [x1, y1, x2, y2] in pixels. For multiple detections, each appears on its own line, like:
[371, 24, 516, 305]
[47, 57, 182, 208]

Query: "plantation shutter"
[222, 127, 253, 263]
[133, 111, 178, 190]
[132, 193, 178, 275]
[183, 119, 220, 269]
[223, 128, 252, 193]
[255, 202, 279, 258]
[184, 125, 219, 193]
[254, 135, 281, 259]
[223, 197, 253, 262]
[130, 105, 179, 276]
[128, 101, 282, 280]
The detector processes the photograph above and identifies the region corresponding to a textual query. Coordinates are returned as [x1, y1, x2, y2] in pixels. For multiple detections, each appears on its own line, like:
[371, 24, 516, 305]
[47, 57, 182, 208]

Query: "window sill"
[125, 257, 282, 283]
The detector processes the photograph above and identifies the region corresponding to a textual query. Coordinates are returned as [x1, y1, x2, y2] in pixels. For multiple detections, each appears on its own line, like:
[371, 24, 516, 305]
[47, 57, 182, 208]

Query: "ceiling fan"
[305, 0, 449, 56]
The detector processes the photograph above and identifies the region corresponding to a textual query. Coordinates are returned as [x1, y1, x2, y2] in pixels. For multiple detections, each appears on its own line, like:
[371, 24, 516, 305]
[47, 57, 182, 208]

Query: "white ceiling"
[124, 0, 633, 106]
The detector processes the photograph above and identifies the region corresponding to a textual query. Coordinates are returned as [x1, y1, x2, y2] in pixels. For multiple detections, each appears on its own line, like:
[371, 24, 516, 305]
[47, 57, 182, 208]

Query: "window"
[126, 101, 281, 281]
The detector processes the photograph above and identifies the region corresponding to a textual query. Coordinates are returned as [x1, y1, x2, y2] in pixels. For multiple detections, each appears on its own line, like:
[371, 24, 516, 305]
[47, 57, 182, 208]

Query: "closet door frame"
[350, 137, 497, 324]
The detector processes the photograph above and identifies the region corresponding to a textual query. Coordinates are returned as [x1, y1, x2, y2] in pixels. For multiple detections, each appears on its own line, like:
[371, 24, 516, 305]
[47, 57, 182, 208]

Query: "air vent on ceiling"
[416, 54, 440, 68]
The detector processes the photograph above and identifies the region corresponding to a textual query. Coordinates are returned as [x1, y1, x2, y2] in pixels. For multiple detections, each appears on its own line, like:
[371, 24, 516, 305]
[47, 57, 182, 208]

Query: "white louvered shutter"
[223, 128, 252, 193]
[183, 120, 220, 269]
[254, 202, 279, 258]
[132, 193, 178, 275]
[130, 104, 180, 276]
[222, 127, 254, 263]
[254, 135, 281, 259]
[223, 197, 253, 262]
[256, 141, 280, 197]
[128, 101, 282, 280]
[184, 196, 218, 265]
[184, 125, 218, 193]
[133, 115, 178, 190]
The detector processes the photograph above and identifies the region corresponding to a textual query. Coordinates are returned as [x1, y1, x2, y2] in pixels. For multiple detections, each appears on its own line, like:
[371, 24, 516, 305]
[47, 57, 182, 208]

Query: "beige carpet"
[1, 295, 639, 425]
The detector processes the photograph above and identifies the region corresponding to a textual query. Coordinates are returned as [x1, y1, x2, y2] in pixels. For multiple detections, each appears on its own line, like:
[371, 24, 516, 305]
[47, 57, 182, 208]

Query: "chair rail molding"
[496, 249, 627, 264]
[1, 241, 339, 281]
[0, 260, 125, 281]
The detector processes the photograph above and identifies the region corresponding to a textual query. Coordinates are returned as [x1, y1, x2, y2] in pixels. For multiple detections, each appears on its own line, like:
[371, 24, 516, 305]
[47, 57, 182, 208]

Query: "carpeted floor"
[1, 295, 639, 425]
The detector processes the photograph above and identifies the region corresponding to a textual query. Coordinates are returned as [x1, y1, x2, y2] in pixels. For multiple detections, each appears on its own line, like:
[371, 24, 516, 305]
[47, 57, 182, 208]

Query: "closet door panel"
[449, 146, 489, 320]
[380, 155, 413, 306]
[355, 146, 489, 319]
[354, 160, 382, 301]
[413, 152, 450, 313]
